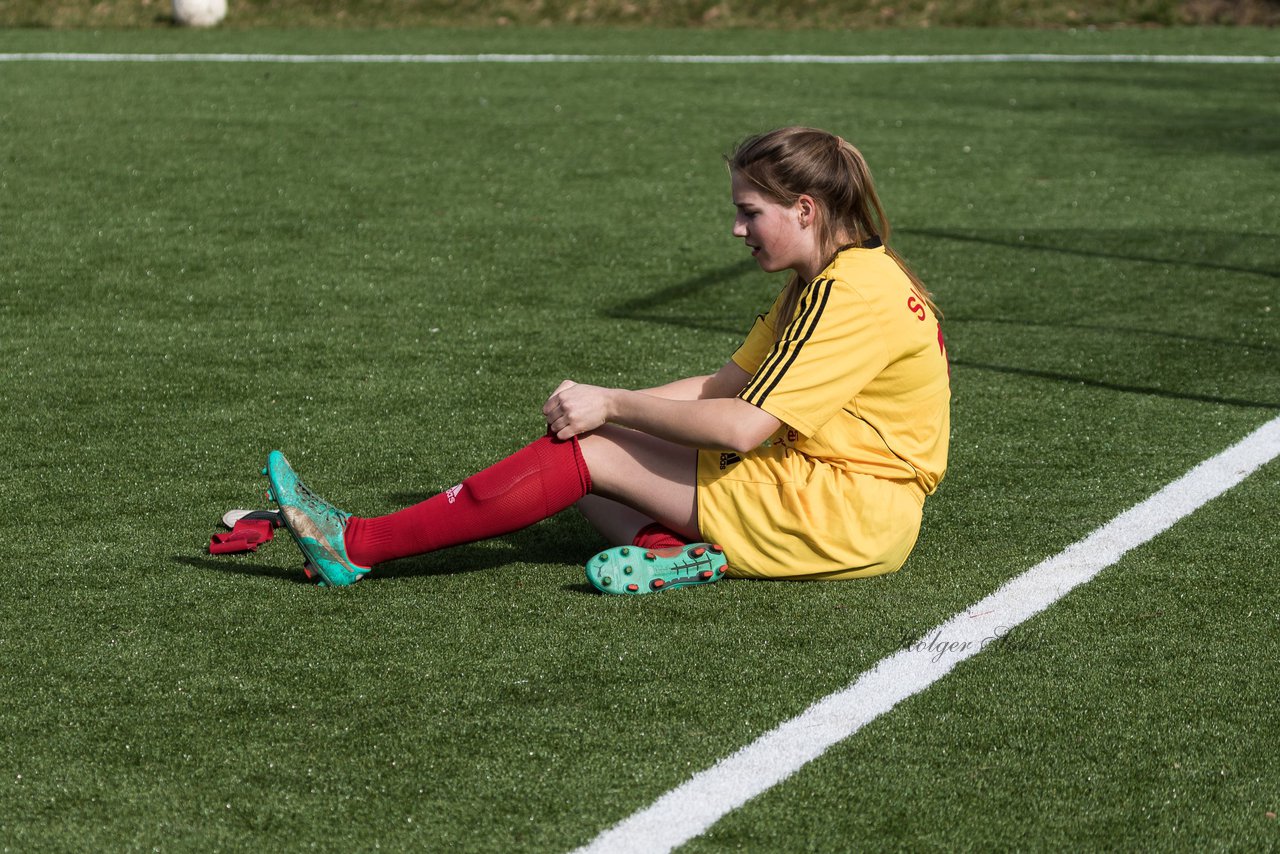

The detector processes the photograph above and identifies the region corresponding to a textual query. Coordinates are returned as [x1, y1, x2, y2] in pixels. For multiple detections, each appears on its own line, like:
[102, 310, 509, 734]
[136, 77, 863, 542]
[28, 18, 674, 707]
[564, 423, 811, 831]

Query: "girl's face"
[731, 171, 823, 280]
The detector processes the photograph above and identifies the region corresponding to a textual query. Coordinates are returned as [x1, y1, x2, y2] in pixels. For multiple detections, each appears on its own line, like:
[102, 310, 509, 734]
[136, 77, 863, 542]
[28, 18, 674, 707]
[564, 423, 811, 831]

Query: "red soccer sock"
[344, 435, 592, 568]
[631, 522, 691, 551]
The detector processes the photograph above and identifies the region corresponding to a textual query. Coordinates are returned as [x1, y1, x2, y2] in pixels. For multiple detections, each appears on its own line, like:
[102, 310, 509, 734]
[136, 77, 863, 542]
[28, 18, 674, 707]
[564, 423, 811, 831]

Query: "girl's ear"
[796, 194, 817, 228]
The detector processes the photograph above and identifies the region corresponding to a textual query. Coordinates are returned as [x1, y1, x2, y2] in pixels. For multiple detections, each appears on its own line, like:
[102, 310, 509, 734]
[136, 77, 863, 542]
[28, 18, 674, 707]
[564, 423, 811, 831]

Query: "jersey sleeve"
[737, 276, 890, 437]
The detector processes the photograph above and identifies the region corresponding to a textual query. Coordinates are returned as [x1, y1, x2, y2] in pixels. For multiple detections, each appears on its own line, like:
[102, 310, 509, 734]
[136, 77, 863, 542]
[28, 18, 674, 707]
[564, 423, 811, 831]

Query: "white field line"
[574, 412, 1280, 854]
[0, 52, 1278, 65]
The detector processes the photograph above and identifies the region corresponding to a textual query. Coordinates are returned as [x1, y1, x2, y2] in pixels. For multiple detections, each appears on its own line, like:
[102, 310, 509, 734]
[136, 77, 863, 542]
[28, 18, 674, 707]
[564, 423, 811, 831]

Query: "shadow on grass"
[602, 256, 760, 335]
[373, 515, 600, 583]
[172, 554, 313, 584]
[600, 230, 1280, 410]
[176, 512, 602, 589]
[951, 314, 1279, 354]
[949, 359, 1280, 410]
[908, 227, 1280, 282]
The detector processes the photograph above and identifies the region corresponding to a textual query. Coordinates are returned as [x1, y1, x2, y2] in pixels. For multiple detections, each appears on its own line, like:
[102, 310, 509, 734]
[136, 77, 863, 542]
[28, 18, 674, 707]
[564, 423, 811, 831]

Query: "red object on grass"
[208, 518, 275, 554]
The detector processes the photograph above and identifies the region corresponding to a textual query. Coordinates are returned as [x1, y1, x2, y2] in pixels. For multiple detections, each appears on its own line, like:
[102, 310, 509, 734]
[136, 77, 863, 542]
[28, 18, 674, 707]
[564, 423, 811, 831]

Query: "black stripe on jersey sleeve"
[741, 278, 833, 408]
[741, 279, 830, 406]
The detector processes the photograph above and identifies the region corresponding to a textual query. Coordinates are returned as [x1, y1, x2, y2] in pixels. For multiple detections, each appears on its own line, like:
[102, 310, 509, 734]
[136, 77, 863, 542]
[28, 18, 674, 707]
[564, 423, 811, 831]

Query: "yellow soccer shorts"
[696, 442, 924, 580]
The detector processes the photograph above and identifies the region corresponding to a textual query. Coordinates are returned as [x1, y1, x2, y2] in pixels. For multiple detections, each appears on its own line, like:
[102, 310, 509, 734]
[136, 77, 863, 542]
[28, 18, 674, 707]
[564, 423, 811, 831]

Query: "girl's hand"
[543, 380, 614, 440]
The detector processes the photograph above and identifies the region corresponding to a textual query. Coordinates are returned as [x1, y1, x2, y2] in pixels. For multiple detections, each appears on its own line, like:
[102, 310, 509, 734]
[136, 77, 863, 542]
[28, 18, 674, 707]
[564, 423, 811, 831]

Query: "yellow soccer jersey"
[733, 244, 950, 495]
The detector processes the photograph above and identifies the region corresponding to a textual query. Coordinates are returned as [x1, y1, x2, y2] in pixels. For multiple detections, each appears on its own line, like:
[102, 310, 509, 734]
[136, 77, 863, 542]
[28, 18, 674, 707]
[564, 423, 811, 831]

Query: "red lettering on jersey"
[937, 322, 951, 375]
[907, 295, 927, 321]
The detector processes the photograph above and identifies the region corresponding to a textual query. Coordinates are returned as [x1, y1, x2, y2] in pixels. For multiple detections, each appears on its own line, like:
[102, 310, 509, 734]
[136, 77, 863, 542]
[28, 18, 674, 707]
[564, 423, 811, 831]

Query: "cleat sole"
[585, 543, 727, 596]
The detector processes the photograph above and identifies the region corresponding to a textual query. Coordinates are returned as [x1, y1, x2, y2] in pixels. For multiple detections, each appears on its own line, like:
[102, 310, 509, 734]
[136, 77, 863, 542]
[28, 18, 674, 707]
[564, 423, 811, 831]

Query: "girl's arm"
[543, 362, 780, 454]
[640, 360, 753, 401]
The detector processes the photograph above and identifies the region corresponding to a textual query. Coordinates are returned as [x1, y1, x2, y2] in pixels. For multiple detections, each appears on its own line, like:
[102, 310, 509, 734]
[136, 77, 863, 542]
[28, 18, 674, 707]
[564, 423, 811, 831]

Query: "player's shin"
[343, 435, 592, 567]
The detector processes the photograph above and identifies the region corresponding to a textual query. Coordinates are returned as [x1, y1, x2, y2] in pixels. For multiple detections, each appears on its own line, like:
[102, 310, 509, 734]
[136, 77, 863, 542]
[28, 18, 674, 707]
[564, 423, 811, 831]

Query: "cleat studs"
[651, 579, 665, 590]
[691, 546, 706, 557]
[717, 566, 726, 575]
[598, 553, 609, 563]
[620, 547, 630, 556]
[644, 551, 656, 560]
[601, 576, 612, 586]
[623, 565, 633, 575]
[699, 570, 713, 580]
[626, 583, 639, 592]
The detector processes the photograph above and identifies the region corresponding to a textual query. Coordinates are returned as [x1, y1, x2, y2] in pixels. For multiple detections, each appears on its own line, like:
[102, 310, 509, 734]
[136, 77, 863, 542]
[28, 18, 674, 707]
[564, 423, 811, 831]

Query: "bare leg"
[576, 494, 659, 546]
[576, 425, 700, 540]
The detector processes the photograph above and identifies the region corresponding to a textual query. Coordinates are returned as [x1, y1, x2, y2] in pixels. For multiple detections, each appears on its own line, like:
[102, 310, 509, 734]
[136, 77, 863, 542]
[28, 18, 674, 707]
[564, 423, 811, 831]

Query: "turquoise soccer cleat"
[585, 543, 728, 595]
[263, 450, 369, 587]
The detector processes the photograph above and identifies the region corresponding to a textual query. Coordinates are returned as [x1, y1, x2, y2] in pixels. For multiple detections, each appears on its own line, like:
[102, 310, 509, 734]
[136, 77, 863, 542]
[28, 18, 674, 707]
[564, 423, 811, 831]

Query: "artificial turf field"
[1, 24, 1278, 852]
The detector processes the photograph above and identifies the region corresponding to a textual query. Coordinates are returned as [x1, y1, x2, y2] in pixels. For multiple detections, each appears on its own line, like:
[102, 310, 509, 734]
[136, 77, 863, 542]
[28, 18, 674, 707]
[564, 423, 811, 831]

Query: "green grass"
[1, 28, 1278, 852]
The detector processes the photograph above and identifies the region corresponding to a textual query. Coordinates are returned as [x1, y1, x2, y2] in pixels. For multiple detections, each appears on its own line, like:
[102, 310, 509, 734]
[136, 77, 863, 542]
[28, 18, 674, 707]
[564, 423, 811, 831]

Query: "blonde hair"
[727, 127, 941, 333]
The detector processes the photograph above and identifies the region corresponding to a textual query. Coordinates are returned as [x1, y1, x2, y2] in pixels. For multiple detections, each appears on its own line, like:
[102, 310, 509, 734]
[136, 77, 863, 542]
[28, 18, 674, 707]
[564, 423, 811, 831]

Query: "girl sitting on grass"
[265, 126, 950, 593]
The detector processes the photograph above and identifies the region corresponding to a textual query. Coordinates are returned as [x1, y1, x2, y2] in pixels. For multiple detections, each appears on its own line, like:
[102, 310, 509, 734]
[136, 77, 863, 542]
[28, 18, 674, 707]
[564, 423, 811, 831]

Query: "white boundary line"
[574, 413, 1280, 854]
[0, 52, 1277, 64]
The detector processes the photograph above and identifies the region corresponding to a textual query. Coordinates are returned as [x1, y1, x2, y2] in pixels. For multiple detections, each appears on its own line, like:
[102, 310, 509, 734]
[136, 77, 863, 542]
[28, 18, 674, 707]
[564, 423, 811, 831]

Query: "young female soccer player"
[265, 126, 950, 593]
